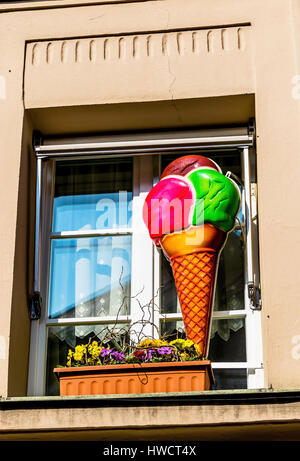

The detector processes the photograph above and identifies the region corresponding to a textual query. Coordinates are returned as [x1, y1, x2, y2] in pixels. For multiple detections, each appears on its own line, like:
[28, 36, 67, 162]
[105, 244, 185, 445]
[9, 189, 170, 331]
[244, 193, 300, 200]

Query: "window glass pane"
[214, 231, 244, 311]
[208, 318, 246, 362]
[160, 231, 244, 314]
[48, 236, 131, 318]
[160, 254, 181, 314]
[160, 319, 185, 341]
[160, 151, 244, 313]
[46, 323, 129, 395]
[211, 369, 247, 390]
[53, 158, 133, 232]
[160, 318, 246, 363]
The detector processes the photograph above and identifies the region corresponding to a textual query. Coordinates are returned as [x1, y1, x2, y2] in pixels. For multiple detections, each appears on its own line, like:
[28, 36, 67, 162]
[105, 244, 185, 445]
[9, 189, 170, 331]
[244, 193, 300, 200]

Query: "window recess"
[28, 125, 263, 396]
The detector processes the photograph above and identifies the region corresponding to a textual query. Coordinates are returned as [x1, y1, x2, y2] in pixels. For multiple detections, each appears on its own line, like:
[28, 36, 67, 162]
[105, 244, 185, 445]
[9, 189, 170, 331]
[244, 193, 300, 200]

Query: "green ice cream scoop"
[187, 168, 241, 232]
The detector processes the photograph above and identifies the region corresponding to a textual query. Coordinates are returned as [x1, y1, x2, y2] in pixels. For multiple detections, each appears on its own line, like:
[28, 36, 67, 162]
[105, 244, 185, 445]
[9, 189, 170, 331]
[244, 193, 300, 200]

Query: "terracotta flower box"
[54, 360, 214, 396]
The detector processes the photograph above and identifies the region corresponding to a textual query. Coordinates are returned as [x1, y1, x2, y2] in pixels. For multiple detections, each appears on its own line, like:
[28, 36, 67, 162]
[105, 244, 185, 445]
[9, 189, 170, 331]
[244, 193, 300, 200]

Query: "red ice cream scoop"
[160, 154, 221, 179]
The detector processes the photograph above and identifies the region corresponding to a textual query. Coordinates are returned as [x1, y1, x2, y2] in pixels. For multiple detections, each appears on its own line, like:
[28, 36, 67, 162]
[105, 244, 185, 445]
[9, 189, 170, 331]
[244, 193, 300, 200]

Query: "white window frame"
[28, 128, 263, 396]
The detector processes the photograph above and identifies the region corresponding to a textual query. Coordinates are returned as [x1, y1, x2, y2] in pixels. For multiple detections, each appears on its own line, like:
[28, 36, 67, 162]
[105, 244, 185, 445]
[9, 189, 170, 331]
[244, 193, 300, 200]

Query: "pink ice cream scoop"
[142, 176, 194, 245]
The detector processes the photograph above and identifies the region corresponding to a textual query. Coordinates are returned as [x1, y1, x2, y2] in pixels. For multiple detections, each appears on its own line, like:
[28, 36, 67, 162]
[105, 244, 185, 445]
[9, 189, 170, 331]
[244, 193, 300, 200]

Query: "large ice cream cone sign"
[143, 155, 241, 358]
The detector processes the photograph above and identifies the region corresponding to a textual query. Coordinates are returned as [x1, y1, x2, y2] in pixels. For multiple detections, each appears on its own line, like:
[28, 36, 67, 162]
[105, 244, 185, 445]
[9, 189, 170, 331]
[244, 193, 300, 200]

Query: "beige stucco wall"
[0, 0, 300, 398]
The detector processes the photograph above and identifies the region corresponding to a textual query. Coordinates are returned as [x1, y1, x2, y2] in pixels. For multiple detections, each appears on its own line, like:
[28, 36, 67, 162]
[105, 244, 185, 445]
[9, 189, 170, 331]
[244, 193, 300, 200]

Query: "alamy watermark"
[98, 191, 204, 246]
[102, 444, 197, 458]
[291, 75, 300, 100]
[0, 76, 6, 100]
[291, 335, 300, 360]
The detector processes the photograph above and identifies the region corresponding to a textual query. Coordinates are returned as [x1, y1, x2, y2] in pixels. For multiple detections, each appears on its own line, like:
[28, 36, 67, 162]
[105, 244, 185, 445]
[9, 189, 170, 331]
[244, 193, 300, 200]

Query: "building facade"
[0, 0, 299, 441]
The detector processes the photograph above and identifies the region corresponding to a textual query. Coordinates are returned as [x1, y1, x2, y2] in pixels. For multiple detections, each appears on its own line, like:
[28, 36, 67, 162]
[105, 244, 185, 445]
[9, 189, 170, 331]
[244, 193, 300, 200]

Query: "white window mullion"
[46, 316, 130, 326]
[241, 147, 264, 389]
[247, 179, 264, 389]
[27, 154, 42, 394]
[152, 154, 162, 340]
[152, 244, 161, 340]
[50, 228, 132, 239]
[211, 362, 247, 369]
[159, 310, 246, 321]
[28, 158, 56, 396]
[130, 156, 155, 344]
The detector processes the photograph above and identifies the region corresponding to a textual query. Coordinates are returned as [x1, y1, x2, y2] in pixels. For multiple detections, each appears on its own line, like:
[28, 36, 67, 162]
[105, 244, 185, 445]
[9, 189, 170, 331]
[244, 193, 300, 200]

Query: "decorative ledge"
[24, 25, 254, 108]
[29, 27, 248, 67]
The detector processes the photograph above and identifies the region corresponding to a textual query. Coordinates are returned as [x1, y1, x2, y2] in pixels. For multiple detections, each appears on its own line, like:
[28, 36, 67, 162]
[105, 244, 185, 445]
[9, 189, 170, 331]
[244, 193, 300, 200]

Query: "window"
[28, 129, 263, 395]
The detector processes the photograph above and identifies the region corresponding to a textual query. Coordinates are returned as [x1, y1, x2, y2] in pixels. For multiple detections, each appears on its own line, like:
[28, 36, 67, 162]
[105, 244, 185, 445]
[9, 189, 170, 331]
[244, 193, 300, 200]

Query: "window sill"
[1, 388, 300, 441]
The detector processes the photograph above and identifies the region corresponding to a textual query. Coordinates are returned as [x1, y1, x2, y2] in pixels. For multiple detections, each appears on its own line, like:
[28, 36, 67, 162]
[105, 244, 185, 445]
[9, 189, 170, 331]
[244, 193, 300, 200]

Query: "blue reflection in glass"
[52, 192, 132, 232]
[48, 236, 131, 318]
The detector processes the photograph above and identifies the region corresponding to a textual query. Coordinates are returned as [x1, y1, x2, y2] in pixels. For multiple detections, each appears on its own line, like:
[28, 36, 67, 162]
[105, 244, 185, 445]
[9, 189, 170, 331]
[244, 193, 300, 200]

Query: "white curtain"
[210, 318, 244, 342]
[52, 235, 131, 348]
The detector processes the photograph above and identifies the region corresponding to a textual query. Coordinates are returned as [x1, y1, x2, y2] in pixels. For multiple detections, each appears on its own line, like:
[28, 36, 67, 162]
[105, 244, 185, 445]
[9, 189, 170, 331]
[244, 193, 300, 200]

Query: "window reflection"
[48, 236, 131, 319]
[53, 158, 133, 232]
[48, 157, 133, 319]
[211, 369, 247, 390]
[160, 318, 246, 363]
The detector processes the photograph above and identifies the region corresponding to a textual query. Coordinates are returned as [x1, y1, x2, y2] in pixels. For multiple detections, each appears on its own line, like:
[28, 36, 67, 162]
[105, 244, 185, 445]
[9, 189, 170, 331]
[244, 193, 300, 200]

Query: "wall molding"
[28, 25, 249, 67]
[24, 24, 254, 108]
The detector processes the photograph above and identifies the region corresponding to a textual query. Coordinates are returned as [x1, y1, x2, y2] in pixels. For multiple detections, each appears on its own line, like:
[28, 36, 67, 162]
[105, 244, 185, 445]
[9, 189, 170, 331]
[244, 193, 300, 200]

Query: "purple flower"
[100, 348, 111, 357]
[157, 347, 174, 356]
[110, 350, 124, 362]
[117, 352, 125, 362]
[145, 348, 155, 361]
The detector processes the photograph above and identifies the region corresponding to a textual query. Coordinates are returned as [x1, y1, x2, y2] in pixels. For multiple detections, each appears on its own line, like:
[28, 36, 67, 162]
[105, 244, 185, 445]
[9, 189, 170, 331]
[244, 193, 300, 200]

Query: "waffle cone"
[161, 224, 226, 358]
[170, 249, 218, 357]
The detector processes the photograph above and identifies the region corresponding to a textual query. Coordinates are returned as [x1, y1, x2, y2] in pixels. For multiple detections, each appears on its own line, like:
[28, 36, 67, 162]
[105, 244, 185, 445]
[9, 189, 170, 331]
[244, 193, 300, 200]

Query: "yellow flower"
[183, 339, 194, 348]
[88, 341, 99, 353]
[138, 338, 170, 349]
[194, 344, 202, 356]
[180, 352, 189, 361]
[66, 358, 72, 367]
[170, 339, 185, 345]
[88, 343, 96, 353]
[73, 351, 83, 361]
[75, 344, 86, 354]
[138, 338, 154, 348]
[153, 339, 168, 347]
[169, 339, 185, 350]
[90, 346, 102, 359]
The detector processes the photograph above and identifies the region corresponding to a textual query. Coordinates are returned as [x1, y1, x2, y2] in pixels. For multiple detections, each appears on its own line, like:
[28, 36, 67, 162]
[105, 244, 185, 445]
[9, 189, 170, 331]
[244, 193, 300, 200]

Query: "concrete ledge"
[0, 389, 300, 441]
[2, 388, 300, 407]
